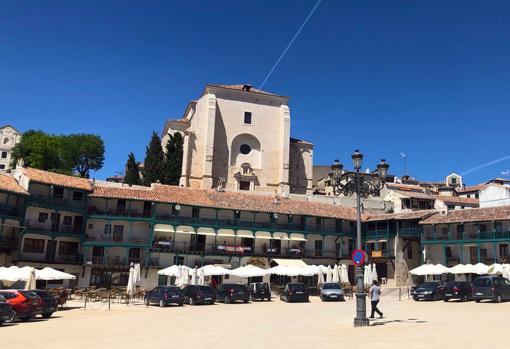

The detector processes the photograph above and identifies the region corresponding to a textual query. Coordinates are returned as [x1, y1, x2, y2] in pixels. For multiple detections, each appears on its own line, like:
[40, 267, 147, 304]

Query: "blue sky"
[1, 1, 510, 184]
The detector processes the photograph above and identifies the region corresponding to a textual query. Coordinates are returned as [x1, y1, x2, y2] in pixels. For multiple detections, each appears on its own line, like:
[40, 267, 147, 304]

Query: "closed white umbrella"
[332, 265, 339, 283]
[341, 265, 349, 284]
[182, 267, 190, 287]
[133, 264, 141, 285]
[326, 266, 332, 283]
[501, 264, 510, 280]
[363, 265, 371, 287]
[199, 268, 206, 285]
[24, 267, 37, 290]
[191, 267, 198, 285]
[317, 267, 325, 286]
[127, 265, 136, 298]
[371, 263, 378, 282]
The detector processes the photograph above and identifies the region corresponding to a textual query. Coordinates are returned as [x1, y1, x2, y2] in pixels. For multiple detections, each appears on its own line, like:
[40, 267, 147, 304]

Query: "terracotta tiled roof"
[0, 174, 28, 195]
[458, 183, 487, 193]
[435, 196, 479, 206]
[420, 206, 510, 224]
[210, 84, 281, 97]
[22, 167, 92, 191]
[367, 209, 437, 222]
[90, 183, 362, 221]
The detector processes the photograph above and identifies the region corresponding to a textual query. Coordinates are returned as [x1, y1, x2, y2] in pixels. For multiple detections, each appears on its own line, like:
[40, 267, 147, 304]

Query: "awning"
[272, 258, 307, 267]
[289, 233, 307, 241]
[217, 229, 235, 237]
[255, 231, 272, 239]
[273, 232, 289, 240]
[236, 230, 254, 238]
[154, 224, 175, 233]
[175, 225, 195, 234]
[196, 227, 216, 236]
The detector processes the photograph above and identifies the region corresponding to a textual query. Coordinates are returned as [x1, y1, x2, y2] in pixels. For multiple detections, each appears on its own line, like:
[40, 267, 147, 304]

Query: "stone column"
[179, 131, 192, 187]
[278, 105, 290, 193]
[201, 93, 216, 189]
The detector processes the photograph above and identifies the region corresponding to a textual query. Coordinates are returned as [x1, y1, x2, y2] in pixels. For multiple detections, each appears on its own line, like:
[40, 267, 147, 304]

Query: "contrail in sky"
[259, 0, 323, 89]
[460, 155, 510, 176]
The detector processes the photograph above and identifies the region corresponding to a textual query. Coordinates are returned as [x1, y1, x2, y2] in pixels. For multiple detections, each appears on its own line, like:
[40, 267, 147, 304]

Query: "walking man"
[369, 280, 383, 319]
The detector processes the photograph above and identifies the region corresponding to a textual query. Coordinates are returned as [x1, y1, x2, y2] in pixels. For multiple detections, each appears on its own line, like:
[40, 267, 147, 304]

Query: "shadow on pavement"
[370, 318, 428, 326]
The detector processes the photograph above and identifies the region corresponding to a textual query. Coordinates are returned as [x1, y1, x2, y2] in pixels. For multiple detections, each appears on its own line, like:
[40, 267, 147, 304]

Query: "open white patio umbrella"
[198, 265, 230, 276]
[24, 267, 37, 290]
[37, 267, 76, 280]
[502, 265, 510, 280]
[158, 265, 190, 277]
[449, 264, 469, 274]
[488, 264, 504, 275]
[317, 267, 325, 287]
[230, 265, 268, 278]
[409, 264, 450, 276]
[332, 265, 339, 283]
[363, 265, 372, 287]
[371, 263, 378, 282]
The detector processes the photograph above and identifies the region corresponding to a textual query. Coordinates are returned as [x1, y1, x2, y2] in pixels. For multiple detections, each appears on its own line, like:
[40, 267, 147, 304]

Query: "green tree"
[123, 152, 141, 186]
[61, 134, 105, 178]
[10, 130, 68, 172]
[162, 132, 184, 185]
[142, 132, 164, 186]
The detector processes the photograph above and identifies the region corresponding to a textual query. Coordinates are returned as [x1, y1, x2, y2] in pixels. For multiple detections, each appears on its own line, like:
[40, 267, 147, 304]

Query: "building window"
[1, 151, 7, 159]
[495, 222, 503, 232]
[300, 216, 307, 228]
[451, 177, 457, 185]
[475, 193, 479, 199]
[467, 194, 471, 198]
[244, 112, 252, 124]
[240, 144, 251, 155]
[58, 241, 79, 256]
[314, 240, 323, 257]
[234, 210, 241, 220]
[38, 212, 49, 222]
[315, 217, 322, 228]
[104, 224, 112, 234]
[500, 244, 509, 258]
[287, 215, 294, 224]
[53, 187, 64, 199]
[0, 164, 5, 170]
[3, 138, 8, 144]
[73, 191, 83, 201]
[63, 216, 73, 225]
[117, 199, 126, 212]
[239, 181, 250, 191]
[174, 256, 184, 265]
[23, 238, 45, 253]
[445, 246, 452, 258]
[88, 223, 94, 229]
[192, 207, 200, 218]
[407, 243, 413, 259]
[113, 225, 124, 242]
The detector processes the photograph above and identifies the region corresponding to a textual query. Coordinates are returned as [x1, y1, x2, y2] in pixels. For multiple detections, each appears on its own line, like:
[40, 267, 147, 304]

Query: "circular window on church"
[240, 144, 251, 155]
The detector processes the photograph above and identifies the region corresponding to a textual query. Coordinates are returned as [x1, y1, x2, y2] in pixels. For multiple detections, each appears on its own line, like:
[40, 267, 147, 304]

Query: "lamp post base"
[353, 317, 370, 327]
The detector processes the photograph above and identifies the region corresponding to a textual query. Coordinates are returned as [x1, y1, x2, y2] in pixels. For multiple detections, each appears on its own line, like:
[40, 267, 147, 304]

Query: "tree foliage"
[162, 132, 184, 185]
[123, 152, 141, 186]
[10, 130, 105, 177]
[142, 132, 165, 186]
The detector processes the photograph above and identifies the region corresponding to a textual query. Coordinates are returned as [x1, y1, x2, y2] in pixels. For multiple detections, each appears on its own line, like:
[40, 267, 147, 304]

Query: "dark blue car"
[144, 286, 185, 307]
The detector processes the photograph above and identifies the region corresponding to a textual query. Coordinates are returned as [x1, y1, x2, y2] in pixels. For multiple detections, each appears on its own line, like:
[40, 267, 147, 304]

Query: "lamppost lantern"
[328, 149, 389, 327]
[351, 149, 363, 171]
[377, 159, 390, 179]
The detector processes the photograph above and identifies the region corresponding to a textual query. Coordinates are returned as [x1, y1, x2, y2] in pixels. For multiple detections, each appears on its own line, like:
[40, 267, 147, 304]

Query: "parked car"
[216, 284, 250, 304]
[0, 294, 15, 326]
[443, 281, 473, 302]
[248, 282, 271, 301]
[144, 286, 184, 307]
[181, 285, 216, 305]
[0, 290, 42, 322]
[280, 283, 309, 303]
[31, 290, 58, 318]
[412, 281, 445, 301]
[473, 276, 510, 303]
[320, 282, 345, 302]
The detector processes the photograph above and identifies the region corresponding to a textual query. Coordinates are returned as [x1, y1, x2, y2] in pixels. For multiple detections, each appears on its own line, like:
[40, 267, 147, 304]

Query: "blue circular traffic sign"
[352, 249, 366, 266]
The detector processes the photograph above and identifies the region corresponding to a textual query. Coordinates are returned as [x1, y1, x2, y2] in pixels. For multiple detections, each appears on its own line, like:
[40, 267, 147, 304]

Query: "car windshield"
[323, 283, 341, 290]
[255, 283, 269, 291]
[289, 284, 305, 291]
[21, 291, 39, 298]
[33, 290, 51, 297]
[420, 282, 438, 288]
[234, 285, 247, 291]
[474, 278, 492, 287]
[162, 287, 181, 293]
[197, 286, 213, 292]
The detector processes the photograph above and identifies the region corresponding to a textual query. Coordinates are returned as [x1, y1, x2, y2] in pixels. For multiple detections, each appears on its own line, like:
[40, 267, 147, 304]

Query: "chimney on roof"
[242, 84, 252, 92]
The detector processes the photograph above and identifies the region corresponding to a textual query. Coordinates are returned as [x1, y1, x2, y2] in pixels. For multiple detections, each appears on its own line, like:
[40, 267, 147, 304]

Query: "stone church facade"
[161, 84, 313, 194]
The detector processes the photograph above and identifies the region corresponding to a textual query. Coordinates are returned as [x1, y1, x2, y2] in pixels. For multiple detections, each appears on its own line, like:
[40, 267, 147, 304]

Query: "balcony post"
[477, 243, 481, 263]
[460, 244, 463, 264]
[443, 244, 447, 265]
[493, 243, 497, 263]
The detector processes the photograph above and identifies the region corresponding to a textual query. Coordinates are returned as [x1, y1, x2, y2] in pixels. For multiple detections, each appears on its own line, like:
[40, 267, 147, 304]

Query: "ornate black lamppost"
[328, 150, 389, 327]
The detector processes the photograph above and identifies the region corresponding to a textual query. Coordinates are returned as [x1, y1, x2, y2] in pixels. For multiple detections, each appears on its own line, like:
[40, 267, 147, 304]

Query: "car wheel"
[159, 299, 165, 308]
[267, 296, 272, 301]
[225, 296, 230, 304]
[243, 299, 249, 303]
[42, 313, 53, 319]
[475, 299, 481, 303]
[178, 303, 183, 307]
[495, 294, 502, 303]
[443, 298, 448, 302]
[340, 297, 345, 302]
[5, 311, 16, 323]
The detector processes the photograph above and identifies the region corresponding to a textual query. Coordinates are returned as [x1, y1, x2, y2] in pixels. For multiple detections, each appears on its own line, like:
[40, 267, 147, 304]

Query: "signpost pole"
[354, 191, 369, 327]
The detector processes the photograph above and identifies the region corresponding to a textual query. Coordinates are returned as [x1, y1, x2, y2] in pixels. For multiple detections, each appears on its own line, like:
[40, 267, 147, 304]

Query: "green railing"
[397, 227, 423, 237]
[423, 230, 510, 242]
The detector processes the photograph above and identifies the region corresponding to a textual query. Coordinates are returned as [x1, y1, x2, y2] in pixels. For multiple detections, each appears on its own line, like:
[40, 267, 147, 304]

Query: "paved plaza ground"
[2, 289, 509, 349]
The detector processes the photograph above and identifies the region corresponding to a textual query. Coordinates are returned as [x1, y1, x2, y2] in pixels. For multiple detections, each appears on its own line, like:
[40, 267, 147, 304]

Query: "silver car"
[320, 282, 345, 302]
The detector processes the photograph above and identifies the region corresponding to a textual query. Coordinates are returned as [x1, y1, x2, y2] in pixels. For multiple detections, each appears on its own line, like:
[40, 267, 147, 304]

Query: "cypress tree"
[162, 132, 184, 185]
[123, 152, 141, 186]
[142, 132, 164, 186]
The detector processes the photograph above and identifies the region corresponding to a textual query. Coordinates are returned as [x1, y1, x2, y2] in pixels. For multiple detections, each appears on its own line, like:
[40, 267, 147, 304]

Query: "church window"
[244, 112, 252, 124]
[240, 144, 251, 155]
